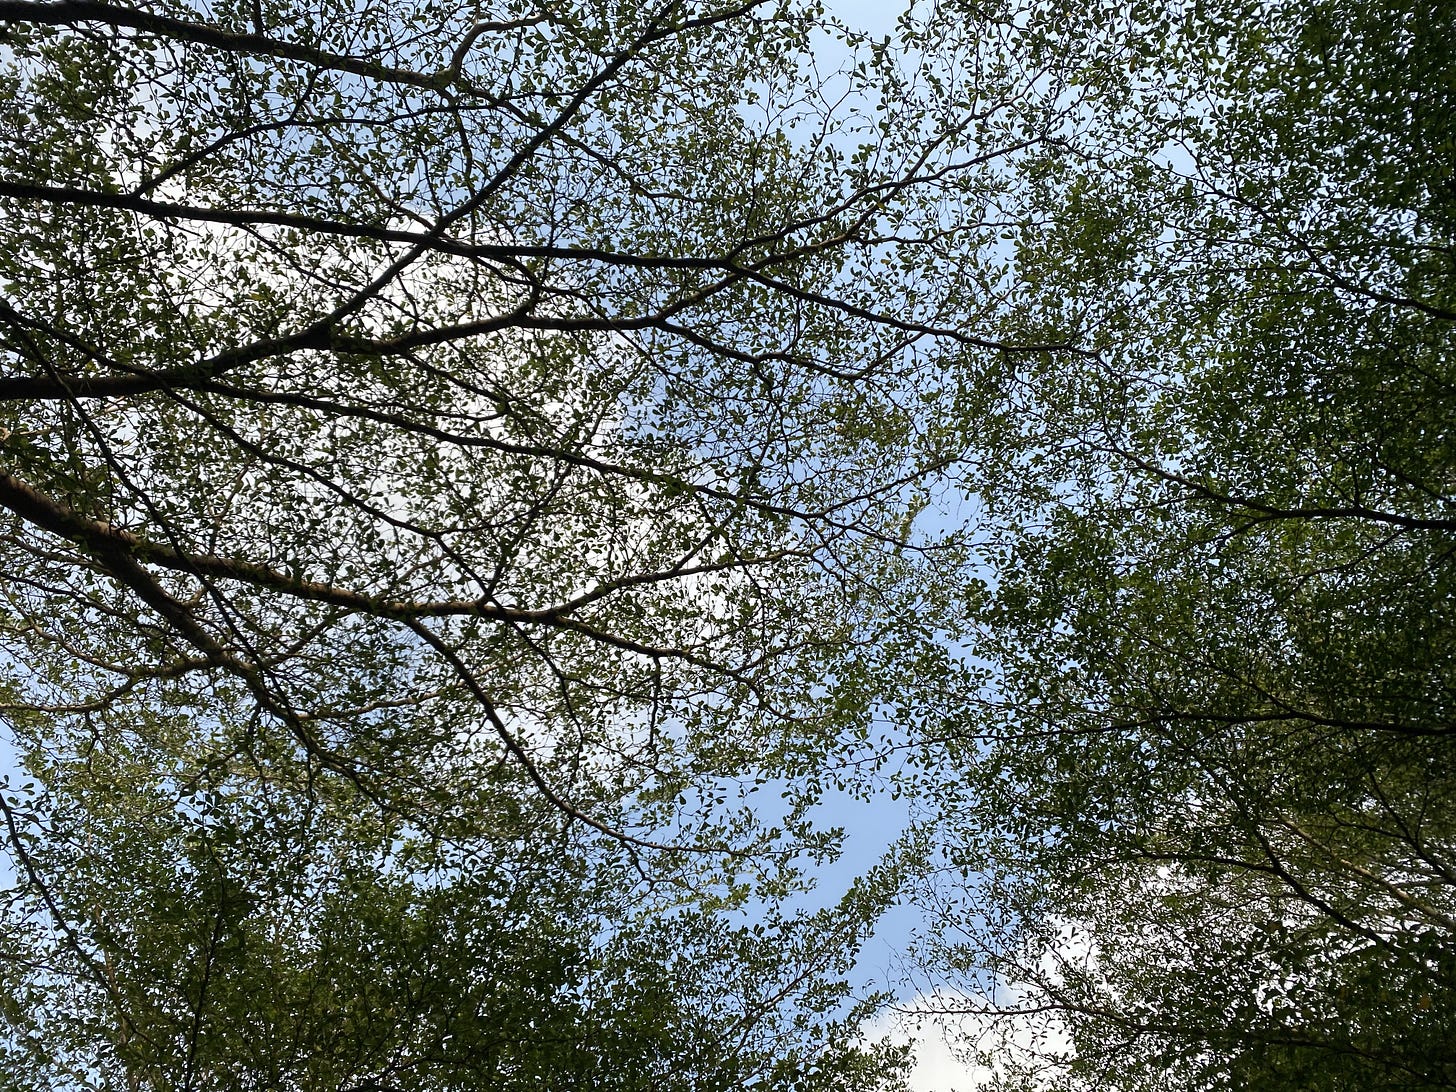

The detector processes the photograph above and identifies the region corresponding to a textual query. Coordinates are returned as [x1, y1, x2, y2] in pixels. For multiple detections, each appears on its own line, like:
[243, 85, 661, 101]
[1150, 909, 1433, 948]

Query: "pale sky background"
[808, 3, 993, 1086]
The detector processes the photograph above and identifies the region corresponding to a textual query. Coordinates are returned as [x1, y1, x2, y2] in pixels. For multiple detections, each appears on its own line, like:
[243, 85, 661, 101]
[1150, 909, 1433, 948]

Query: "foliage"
[916, 1, 1456, 1088]
[10, 0, 1448, 1085]
[0, 715, 904, 1091]
[0, 0, 1083, 1086]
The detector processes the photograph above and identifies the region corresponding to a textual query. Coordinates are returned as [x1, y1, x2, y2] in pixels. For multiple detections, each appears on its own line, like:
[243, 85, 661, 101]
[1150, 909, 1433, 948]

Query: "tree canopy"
[915, 0, 1456, 1088]
[0, 0, 1063, 1086]
[1, 0, 1452, 1089]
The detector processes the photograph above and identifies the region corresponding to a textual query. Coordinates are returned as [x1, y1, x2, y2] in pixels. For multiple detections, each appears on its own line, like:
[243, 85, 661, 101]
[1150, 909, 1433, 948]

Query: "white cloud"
[864, 992, 996, 1092]
[869, 919, 1093, 1092]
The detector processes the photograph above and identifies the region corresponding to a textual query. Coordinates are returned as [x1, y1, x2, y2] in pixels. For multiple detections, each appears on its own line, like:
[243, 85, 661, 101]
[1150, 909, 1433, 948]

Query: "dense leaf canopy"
[916, 1, 1456, 1088]
[1, 0, 1452, 1089]
[0, 0, 1067, 1087]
